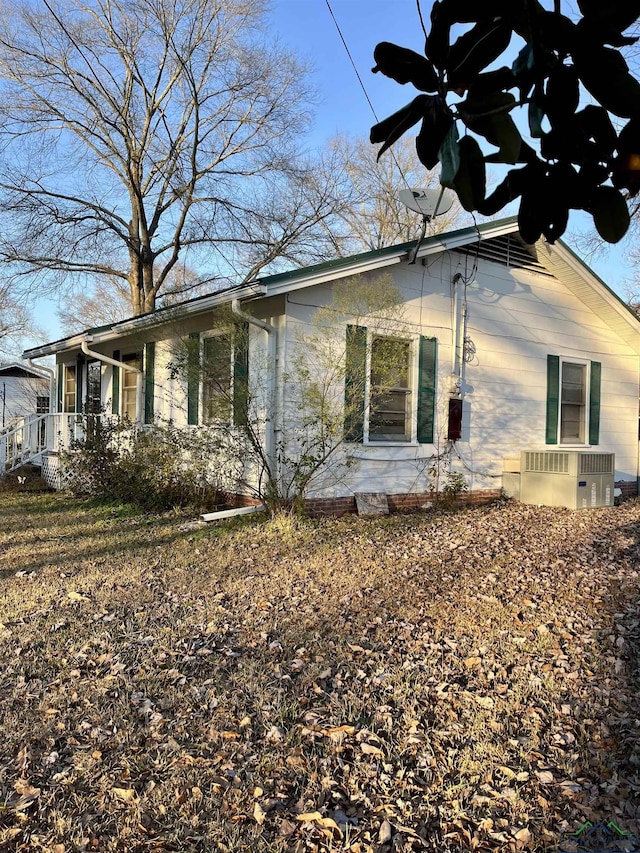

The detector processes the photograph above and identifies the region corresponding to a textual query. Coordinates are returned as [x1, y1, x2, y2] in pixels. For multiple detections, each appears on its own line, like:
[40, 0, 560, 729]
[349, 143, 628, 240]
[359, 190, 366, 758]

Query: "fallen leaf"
[112, 787, 137, 803]
[379, 818, 393, 843]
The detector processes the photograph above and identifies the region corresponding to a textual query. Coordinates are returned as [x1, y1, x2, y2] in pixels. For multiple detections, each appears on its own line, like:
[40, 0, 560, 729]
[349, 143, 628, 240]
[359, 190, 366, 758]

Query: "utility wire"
[324, 0, 411, 190]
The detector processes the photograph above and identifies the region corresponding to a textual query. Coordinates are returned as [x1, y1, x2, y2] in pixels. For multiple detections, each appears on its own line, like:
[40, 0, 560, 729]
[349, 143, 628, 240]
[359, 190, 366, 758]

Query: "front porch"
[0, 413, 89, 488]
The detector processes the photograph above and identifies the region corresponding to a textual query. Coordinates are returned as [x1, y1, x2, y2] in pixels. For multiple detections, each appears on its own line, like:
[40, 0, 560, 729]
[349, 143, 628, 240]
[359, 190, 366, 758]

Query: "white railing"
[0, 412, 88, 473]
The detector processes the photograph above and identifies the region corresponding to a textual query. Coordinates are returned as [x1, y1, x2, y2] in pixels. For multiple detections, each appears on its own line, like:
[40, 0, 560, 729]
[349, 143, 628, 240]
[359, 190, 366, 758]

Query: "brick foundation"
[302, 489, 503, 518]
[615, 480, 639, 500]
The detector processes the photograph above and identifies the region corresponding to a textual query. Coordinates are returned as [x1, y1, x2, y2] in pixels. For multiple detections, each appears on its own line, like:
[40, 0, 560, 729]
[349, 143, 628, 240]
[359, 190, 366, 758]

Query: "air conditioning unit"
[519, 450, 615, 509]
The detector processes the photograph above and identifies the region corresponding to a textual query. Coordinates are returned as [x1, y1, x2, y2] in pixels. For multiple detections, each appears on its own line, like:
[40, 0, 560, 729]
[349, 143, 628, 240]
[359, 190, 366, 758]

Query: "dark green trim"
[233, 322, 249, 426]
[187, 332, 200, 425]
[417, 336, 437, 444]
[589, 361, 601, 445]
[111, 349, 120, 415]
[344, 324, 367, 442]
[260, 217, 517, 288]
[57, 364, 63, 413]
[546, 354, 560, 444]
[144, 342, 155, 424]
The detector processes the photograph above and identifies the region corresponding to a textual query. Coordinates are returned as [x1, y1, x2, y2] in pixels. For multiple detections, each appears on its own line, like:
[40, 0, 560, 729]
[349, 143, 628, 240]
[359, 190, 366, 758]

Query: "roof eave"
[262, 217, 519, 296]
[23, 282, 267, 359]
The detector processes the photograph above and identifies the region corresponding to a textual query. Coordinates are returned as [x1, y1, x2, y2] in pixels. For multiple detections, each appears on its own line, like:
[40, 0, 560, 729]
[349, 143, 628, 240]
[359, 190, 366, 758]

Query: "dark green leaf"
[447, 21, 511, 86]
[546, 65, 579, 122]
[438, 123, 461, 188]
[464, 103, 523, 163]
[612, 120, 640, 194]
[416, 108, 454, 169]
[537, 11, 577, 52]
[372, 43, 439, 92]
[574, 46, 640, 118]
[575, 106, 616, 159]
[518, 189, 545, 244]
[467, 66, 517, 96]
[589, 185, 630, 242]
[578, 163, 609, 189]
[476, 168, 528, 215]
[370, 96, 433, 158]
[453, 136, 486, 211]
[616, 116, 640, 157]
[577, 0, 640, 35]
[542, 202, 569, 244]
[458, 91, 516, 117]
[426, 2, 450, 69]
[512, 44, 534, 76]
[484, 140, 537, 164]
[528, 101, 545, 138]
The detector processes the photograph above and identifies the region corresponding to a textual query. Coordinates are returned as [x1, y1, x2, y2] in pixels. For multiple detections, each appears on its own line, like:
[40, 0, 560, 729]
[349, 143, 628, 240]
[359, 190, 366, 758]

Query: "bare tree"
[319, 135, 469, 256]
[0, 0, 343, 316]
[0, 279, 46, 360]
[55, 264, 221, 334]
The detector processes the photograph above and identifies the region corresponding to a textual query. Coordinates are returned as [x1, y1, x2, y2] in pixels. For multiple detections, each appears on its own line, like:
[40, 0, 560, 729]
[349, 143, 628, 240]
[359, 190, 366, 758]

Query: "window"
[36, 396, 49, 414]
[63, 365, 76, 413]
[122, 354, 141, 421]
[546, 356, 601, 445]
[86, 361, 102, 414]
[368, 336, 412, 442]
[560, 362, 586, 443]
[202, 332, 232, 424]
[187, 324, 248, 427]
[344, 325, 437, 445]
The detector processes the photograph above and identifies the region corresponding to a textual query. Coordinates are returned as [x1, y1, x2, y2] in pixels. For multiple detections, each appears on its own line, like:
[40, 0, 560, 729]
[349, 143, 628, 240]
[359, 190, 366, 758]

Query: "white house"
[0, 362, 51, 429]
[10, 217, 640, 512]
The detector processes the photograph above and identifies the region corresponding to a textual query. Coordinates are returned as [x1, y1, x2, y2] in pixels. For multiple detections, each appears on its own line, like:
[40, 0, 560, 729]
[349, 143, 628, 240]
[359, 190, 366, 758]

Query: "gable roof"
[22, 216, 640, 358]
[0, 362, 50, 379]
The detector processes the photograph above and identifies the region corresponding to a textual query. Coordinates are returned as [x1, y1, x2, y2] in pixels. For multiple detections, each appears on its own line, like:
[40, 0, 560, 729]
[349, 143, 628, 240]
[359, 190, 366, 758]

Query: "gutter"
[26, 358, 56, 414]
[231, 299, 278, 491]
[81, 339, 142, 373]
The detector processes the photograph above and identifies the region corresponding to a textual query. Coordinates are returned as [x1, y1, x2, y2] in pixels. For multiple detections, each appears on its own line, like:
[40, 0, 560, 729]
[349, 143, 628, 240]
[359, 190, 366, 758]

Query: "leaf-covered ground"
[1, 486, 639, 852]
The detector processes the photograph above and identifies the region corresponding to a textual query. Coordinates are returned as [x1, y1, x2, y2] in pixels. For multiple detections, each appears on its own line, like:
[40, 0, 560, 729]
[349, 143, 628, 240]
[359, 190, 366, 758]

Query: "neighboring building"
[11, 217, 640, 511]
[0, 363, 50, 429]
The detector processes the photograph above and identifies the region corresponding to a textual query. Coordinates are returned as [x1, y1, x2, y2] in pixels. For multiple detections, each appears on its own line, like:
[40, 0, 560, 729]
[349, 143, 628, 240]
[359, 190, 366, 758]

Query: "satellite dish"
[398, 187, 454, 219]
[398, 186, 455, 265]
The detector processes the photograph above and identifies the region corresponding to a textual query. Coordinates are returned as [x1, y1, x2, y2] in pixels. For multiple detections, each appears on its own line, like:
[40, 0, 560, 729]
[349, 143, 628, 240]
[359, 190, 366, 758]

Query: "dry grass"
[1, 484, 639, 852]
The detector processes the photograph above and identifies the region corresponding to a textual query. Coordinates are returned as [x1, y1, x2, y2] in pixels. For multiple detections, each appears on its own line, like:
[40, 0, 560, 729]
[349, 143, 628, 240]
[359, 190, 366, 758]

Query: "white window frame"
[200, 330, 233, 425]
[121, 353, 141, 422]
[558, 357, 590, 446]
[62, 364, 77, 413]
[364, 333, 417, 445]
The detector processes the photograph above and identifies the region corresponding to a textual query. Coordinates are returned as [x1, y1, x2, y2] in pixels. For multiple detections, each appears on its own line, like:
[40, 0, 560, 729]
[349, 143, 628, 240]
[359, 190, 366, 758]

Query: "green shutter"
[144, 342, 155, 424]
[417, 336, 437, 443]
[57, 364, 63, 413]
[112, 350, 120, 415]
[589, 361, 601, 445]
[187, 332, 200, 425]
[546, 355, 560, 444]
[344, 324, 367, 442]
[233, 322, 249, 426]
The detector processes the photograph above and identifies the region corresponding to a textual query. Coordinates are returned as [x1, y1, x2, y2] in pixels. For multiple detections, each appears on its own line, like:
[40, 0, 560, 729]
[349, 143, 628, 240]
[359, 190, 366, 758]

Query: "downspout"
[80, 339, 142, 373]
[231, 299, 277, 491]
[26, 358, 55, 414]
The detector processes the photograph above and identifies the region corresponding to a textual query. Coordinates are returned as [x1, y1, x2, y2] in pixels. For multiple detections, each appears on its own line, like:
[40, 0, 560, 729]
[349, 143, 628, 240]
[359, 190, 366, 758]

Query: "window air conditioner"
[519, 450, 614, 509]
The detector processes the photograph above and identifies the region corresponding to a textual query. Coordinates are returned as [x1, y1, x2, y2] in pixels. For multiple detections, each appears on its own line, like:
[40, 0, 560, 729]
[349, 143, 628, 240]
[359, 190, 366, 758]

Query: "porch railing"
[0, 413, 87, 474]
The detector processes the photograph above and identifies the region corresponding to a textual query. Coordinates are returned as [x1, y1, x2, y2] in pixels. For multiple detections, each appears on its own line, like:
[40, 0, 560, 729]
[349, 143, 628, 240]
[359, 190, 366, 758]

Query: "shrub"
[60, 414, 226, 511]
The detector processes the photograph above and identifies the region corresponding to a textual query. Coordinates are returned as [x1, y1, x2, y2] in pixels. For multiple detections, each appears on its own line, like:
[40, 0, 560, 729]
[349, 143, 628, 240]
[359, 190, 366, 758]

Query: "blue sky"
[266, 0, 636, 295]
[33, 0, 637, 344]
